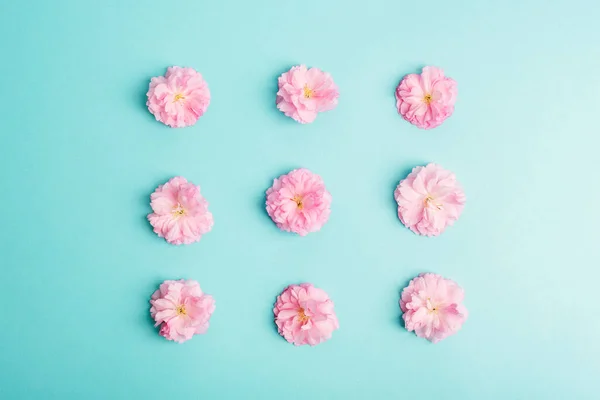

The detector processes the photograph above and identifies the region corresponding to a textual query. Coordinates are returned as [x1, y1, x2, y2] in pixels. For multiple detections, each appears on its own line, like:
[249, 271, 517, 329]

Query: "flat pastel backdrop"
[0, 0, 598, 399]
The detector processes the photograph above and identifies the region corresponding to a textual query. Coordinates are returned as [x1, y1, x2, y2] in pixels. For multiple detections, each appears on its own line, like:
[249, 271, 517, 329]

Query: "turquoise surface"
[1, 0, 598, 399]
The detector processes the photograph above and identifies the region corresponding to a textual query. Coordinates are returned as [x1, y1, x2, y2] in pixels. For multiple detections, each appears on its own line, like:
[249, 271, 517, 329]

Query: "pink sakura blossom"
[147, 176, 213, 245]
[394, 163, 465, 237]
[274, 283, 339, 346]
[150, 279, 215, 343]
[395, 66, 457, 129]
[147, 66, 210, 128]
[266, 168, 332, 236]
[400, 273, 468, 343]
[276, 65, 339, 124]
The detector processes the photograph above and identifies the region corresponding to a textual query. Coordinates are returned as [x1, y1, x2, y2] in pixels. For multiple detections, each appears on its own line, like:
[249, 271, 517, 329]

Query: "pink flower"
[395, 66, 457, 129]
[266, 168, 332, 236]
[146, 66, 210, 128]
[394, 163, 465, 236]
[276, 65, 339, 124]
[147, 176, 214, 245]
[400, 273, 468, 343]
[274, 283, 339, 346]
[150, 279, 216, 343]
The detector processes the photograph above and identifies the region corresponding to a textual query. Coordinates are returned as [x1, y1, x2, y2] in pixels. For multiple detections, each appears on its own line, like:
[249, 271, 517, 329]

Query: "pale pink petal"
[147, 176, 213, 245]
[276, 65, 339, 123]
[146, 66, 210, 128]
[395, 66, 457, 129]
[265, 169, 331, 236]
[394, 164, 465, 237]
[400, 273, 468, 343]
[273, 283, 339, 346]
[150, 279, 215, 343]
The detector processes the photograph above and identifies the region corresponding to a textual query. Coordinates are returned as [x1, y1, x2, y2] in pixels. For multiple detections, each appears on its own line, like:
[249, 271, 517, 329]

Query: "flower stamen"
[173, 93, 185, 102]
[172, 203, 186, 216]
[423, 93, 432, 104]
[303, 85, 314, 99]
[176, 305, 187, 316]
[298, 308, 309, 323]
[292, 195, 304, 210]
[424, 195, 442, 210]
[426, 298, 438, 314]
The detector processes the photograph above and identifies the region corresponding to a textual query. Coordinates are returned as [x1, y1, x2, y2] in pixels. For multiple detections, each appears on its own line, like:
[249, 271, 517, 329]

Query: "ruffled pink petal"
[394, 164, 465, 237]
[400, 273, 468, 343]
[150, 279, 215, 343]
[395, 66, 457, 129]
[147, 177, 214, 245]
[276, 65, 339, 123]
[273, 283, 338, 346]
[146, 66, 210, 128]
[266, 169, 331, 236]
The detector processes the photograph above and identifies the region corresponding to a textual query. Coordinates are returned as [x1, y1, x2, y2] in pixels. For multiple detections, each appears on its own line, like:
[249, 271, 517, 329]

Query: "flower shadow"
[397, 276, 415, 329]
[140, 175, 178, 238]
[268, 293, 281, 340]
[134, 74, 157, 123]
[387, 163, 425, 221]
[268, 282, 300, 344]
[256, 166, 300, 232]
[389, 65, 425, 110]
[263, 63, 302, 124]
[141, 278, 168, 340]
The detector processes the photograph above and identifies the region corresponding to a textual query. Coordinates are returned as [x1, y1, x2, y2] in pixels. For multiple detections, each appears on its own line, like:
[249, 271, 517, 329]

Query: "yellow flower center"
[176, 305, 187, 316]
[424, 195, 442, 210]
[172, 204, 186, 216]
[292, 195, 304, 210]
[303, 85, 314, 99]
[173, 93, 185, 102]
[423, 94, 432, 104]
[426, 298, 438, 314]
[298, 308, 309, 322]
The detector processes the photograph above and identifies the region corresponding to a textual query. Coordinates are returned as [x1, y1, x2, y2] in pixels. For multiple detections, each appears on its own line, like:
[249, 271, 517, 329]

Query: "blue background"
[1, 0, 598, 399]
